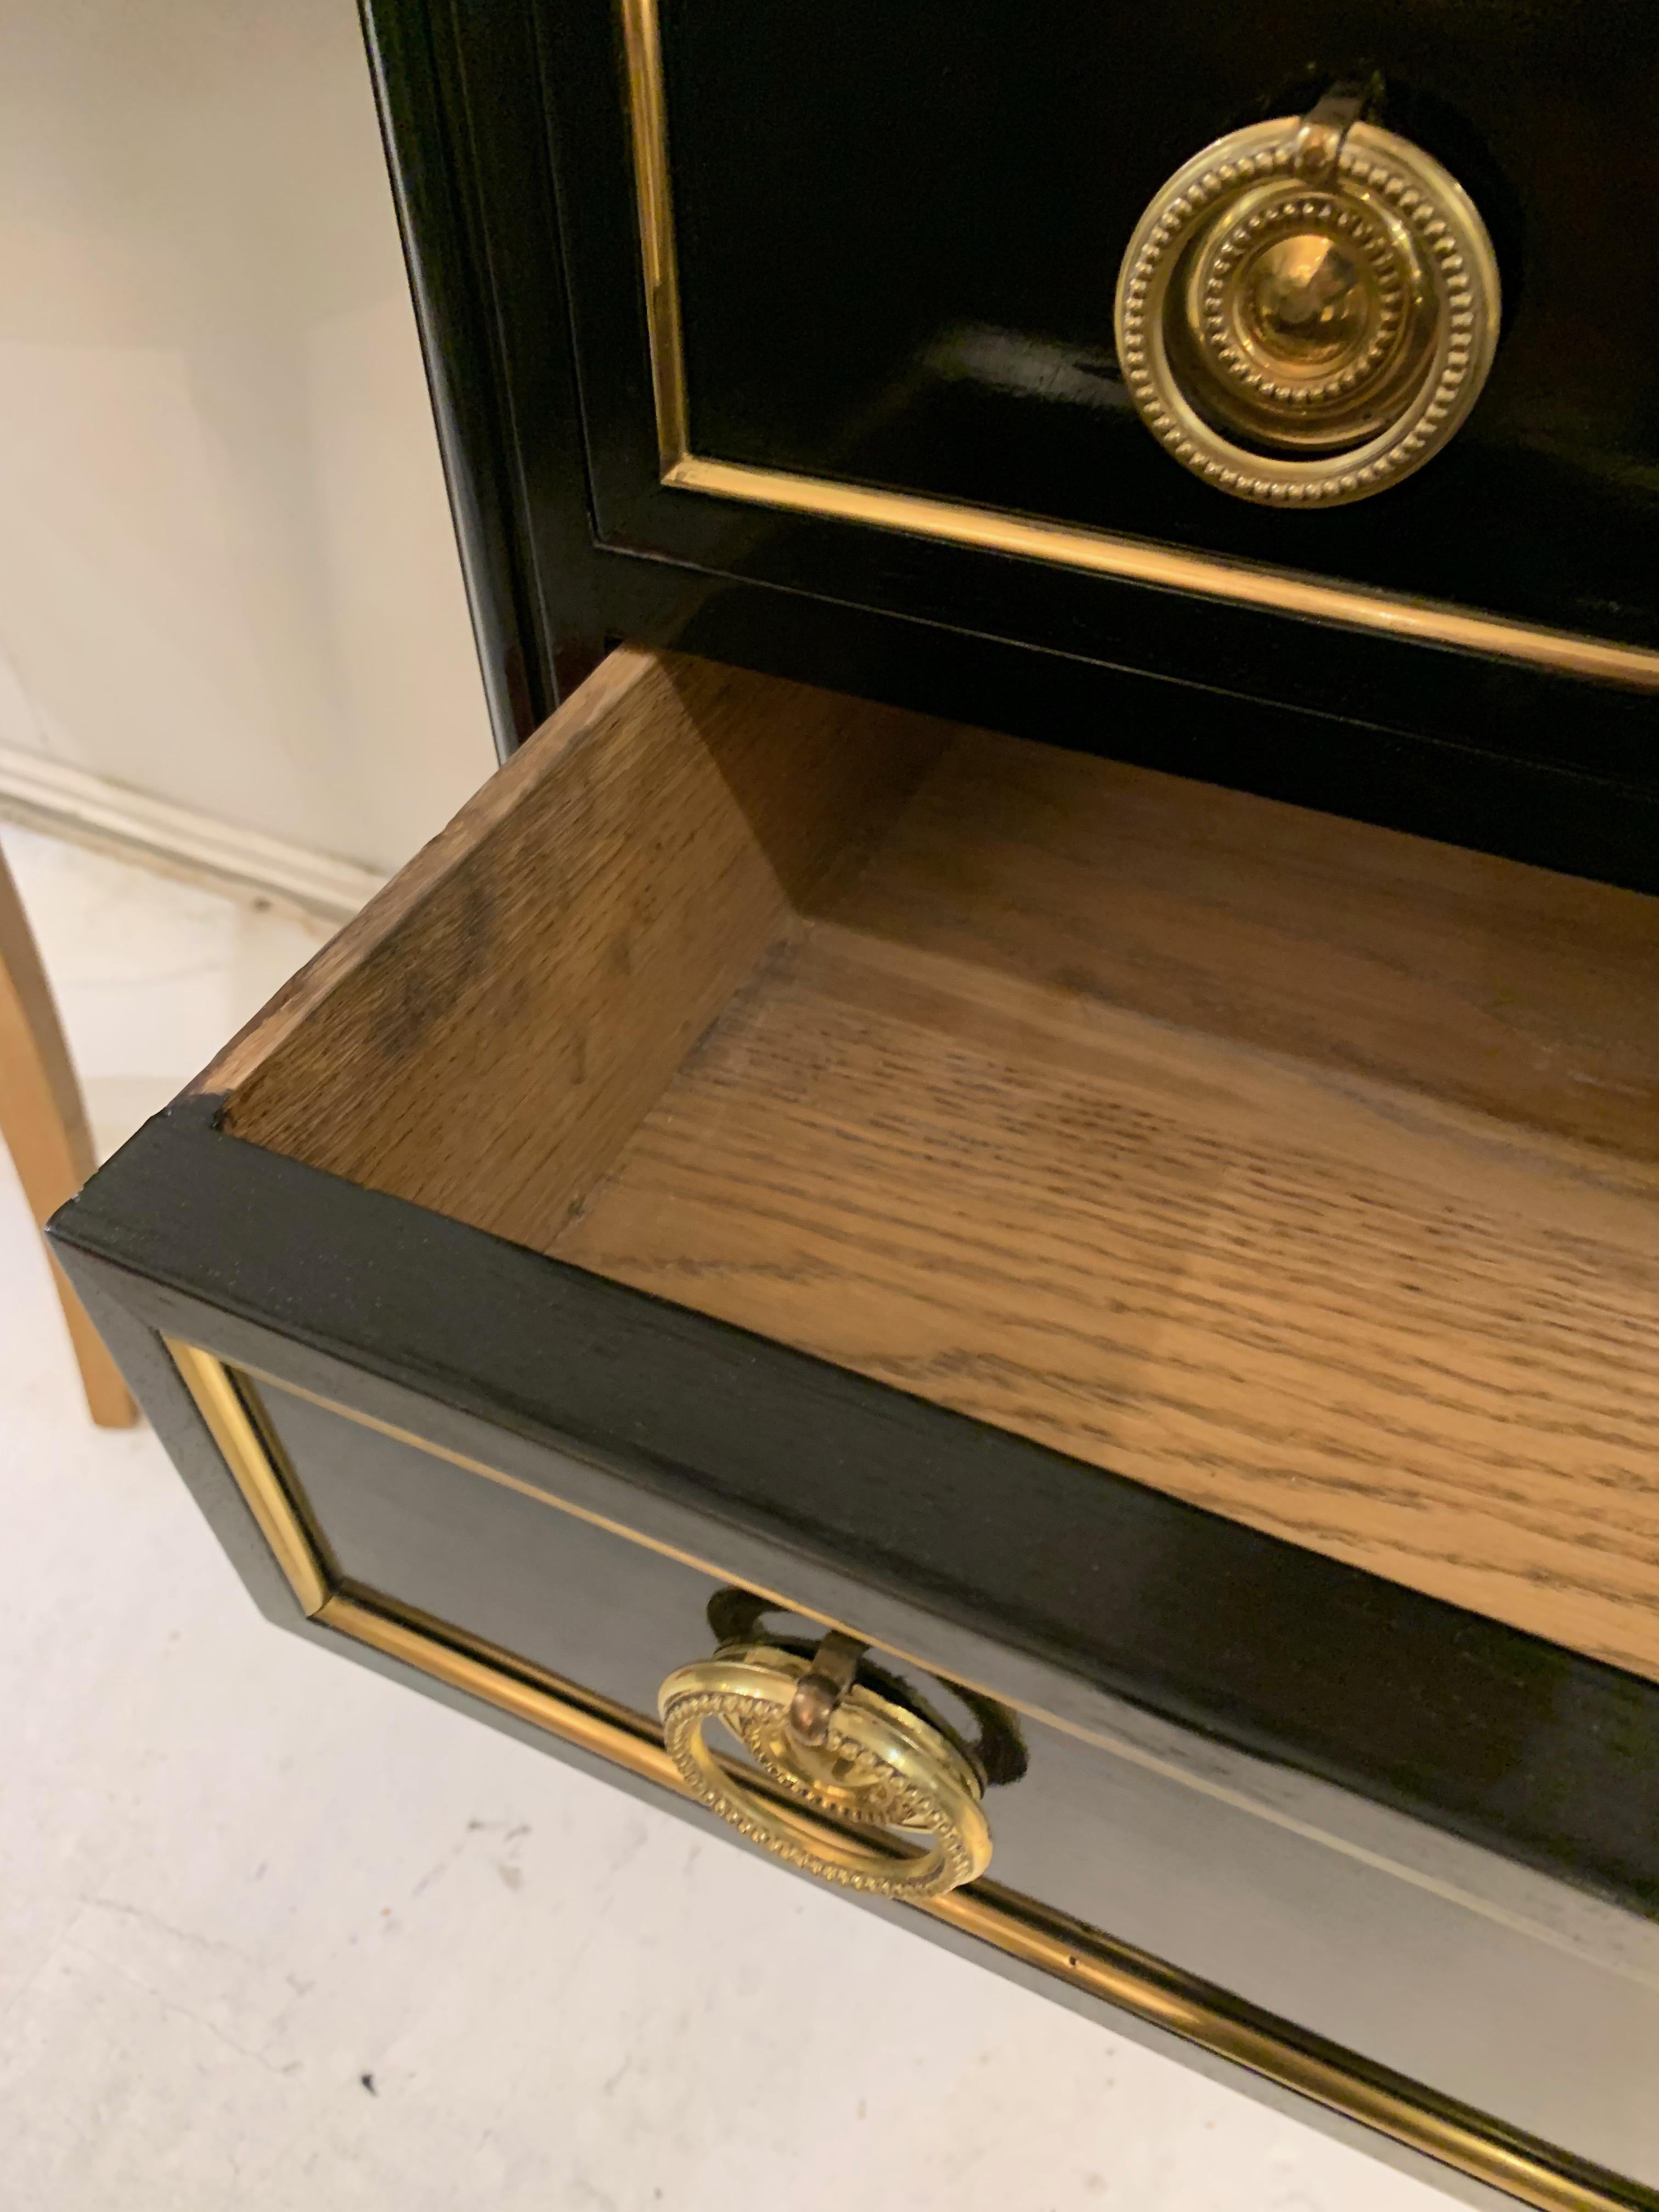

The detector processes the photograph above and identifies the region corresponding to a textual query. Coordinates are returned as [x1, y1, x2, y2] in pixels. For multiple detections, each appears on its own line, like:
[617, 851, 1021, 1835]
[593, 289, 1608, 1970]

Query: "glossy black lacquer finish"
[658, 2, 1659, 646]
[247, 1384, 1031, 1800]
[358, 0, 601, 749]
[49, 1098, 1659, 1924]
[360, 0, 1659, 890]
[159, 1378, 1659, 2183]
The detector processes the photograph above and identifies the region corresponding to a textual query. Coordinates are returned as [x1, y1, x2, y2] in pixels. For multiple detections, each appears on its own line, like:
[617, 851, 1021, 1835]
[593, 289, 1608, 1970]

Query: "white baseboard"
[0, 742, 386, 924]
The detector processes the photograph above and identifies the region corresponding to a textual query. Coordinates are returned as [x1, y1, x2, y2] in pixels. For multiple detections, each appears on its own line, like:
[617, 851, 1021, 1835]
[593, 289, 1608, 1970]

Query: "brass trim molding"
[617, 0, 1659, 691]
[170, 1341, 331, 1613]
[165, 1337, 1654, 2212]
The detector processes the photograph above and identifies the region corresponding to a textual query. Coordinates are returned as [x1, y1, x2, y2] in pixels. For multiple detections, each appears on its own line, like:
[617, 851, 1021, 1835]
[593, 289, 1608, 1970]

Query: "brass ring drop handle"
[1113, 86, 1502, 505]
[658, 1629, 994, 1899]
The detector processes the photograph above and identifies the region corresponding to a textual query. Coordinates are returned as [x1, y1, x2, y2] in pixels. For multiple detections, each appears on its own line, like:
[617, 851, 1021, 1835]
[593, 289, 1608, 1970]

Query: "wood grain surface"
[224, 650, 948, 1249]
[224, 652, 1659, 1676]
[554, 719, 1659, 1679]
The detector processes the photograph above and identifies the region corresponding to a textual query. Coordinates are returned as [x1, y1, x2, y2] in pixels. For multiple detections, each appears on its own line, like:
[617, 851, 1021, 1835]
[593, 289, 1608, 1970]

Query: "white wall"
[0, 0, 495, 874]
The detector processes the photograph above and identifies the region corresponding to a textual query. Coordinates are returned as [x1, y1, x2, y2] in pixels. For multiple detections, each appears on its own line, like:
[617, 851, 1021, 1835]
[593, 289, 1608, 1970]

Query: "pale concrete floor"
[0, 822, 1449, 2211]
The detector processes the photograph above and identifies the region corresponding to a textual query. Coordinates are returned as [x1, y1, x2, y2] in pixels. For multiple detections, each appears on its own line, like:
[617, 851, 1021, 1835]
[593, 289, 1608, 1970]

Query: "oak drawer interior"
[203, 648, 1659, 1681]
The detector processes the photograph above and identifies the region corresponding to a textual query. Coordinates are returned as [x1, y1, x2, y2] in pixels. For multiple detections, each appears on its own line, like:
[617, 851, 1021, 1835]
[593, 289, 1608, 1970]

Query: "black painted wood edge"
[48, 1097, 1659, 1921]
[358, 0, 611, 749]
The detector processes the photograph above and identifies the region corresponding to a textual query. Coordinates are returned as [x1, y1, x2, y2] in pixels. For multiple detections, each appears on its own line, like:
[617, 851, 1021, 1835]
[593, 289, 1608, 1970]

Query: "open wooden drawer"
[53, 649, 1659, 2210]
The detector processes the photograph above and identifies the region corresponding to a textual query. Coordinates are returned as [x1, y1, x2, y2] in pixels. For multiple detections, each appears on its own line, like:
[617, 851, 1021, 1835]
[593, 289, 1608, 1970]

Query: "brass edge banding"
[321, 1592, 683, 1792]
[665, 456, 1659, 689]
[936, 1884, 1654, 2212]
[165, 1343, 1653, 2212]
[619, 0, 689, 465]
[616, 0, 1659, 692]
[167, 1339, 330, 1615]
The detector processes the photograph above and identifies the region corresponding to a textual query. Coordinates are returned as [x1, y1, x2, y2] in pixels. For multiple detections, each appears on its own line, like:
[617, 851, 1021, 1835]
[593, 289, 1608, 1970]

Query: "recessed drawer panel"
[202, 1355, 1659, 2196]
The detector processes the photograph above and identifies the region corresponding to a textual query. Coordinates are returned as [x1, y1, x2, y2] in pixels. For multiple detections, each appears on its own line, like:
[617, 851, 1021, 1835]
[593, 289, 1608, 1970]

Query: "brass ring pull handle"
[658, 1631, 993, 1899]
[1113, 86, 1501, 505]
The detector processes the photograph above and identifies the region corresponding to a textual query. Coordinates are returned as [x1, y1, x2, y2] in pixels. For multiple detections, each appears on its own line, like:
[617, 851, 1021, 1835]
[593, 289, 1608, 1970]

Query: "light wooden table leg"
[0, 842, 137, 1427]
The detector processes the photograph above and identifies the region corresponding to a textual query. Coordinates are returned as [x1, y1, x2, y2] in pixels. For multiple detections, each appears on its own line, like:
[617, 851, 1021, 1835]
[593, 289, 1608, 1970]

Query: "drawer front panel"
[203, 1351, 1659, 2199]
[653, 2, 1655, 642]
[550, 0, 1659, 677]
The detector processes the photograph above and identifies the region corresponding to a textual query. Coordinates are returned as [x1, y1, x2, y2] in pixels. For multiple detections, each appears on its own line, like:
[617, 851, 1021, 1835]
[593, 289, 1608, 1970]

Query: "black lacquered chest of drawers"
[53, 7, 1659, 2205]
